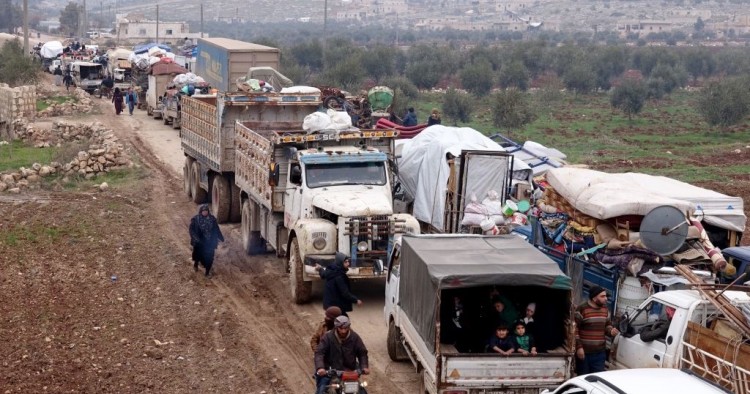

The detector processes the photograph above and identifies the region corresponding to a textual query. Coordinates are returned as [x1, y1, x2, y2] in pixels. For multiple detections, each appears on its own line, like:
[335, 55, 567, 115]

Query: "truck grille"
[343, 215, 408, 262]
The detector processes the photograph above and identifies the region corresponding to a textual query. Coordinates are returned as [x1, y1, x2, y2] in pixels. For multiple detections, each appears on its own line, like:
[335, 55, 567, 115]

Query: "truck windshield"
[305, 161, 387, 188]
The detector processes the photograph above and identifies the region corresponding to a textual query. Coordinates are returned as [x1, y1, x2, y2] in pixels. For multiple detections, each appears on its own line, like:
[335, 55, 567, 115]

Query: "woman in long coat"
[112, 87, 124, 115]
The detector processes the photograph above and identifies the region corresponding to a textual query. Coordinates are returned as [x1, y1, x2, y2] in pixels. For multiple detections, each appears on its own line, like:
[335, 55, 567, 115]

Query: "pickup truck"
[384, 234, 575, 394]
[610, 289, 750, 394]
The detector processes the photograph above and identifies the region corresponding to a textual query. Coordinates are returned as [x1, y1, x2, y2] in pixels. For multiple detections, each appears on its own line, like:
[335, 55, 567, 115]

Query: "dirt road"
[1, 86, 420, 393]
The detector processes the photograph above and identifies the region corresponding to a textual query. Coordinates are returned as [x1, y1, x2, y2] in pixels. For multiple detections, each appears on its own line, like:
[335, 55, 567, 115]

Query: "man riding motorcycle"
[314, 315, 369, 394]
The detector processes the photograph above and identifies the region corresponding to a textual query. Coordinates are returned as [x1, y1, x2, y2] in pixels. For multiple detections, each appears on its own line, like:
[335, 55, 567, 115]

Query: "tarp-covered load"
[399, 234, 572, 350]
[149, 62, 188, 76]
[397, 126, 533, 231]
[133, 42, 172, 55]
[546, 167, 746, 232]
[236, 66, 293, 92]
[40, 41, 64, 58]
[107, 47, 133, 61]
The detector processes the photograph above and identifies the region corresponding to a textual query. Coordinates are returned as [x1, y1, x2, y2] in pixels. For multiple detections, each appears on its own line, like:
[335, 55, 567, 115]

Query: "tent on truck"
[399, 234, 573, 353]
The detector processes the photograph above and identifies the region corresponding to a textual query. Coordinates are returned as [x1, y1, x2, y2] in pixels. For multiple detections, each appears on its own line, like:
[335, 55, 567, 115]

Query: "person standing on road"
[188, 204, 225, 278]
[53, 65, 63, 86]
[63, 71, 73, 92]
[315, 252, 362, 316]
[314, 316, 370, 394]
[310, 306, 342, 352]
[112, 87, 124, 115]
[125, 87, 138, 115]
[574, 286, 619, 375]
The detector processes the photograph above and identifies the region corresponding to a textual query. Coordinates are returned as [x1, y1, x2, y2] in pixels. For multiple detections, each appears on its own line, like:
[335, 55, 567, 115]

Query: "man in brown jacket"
[310, 306, 342, 352]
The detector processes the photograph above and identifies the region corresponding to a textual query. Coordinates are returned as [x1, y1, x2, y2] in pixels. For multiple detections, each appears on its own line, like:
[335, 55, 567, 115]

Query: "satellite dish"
[639, 205, 689, 255]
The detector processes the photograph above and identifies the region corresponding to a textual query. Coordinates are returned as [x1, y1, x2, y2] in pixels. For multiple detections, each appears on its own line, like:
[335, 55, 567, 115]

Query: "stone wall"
[0, 120, 133, 193]
[0, 84, 36, 140]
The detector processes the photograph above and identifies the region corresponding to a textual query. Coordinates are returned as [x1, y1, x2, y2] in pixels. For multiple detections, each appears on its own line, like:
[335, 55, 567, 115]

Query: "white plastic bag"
[303, 112, 332, 133]
[328, 109, 352, 130]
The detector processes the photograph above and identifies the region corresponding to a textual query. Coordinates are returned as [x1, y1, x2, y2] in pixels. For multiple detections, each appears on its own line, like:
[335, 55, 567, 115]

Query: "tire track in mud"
[122, 111, 406, 394]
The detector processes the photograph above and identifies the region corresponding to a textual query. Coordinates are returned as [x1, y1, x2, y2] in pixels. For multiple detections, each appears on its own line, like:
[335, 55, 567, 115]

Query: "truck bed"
[442, 353, 570, 390]
[181, 91, 321, 173]
[682, 321, 750, 394]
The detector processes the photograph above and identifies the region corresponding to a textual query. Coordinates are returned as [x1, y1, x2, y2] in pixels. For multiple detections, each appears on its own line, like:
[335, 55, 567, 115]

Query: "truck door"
[284, 162, 303, 228]
[384, 242, 401, 322]
[612, 300, 672, 369]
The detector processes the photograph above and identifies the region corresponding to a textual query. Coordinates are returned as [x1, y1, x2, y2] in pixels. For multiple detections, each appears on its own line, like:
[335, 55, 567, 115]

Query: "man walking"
[575, 286, 619, 375]
[188, 204, 225, 278]
[125, 87, 138, 115]
[316, 252, 362, 316]
[314, 316, 369, 394]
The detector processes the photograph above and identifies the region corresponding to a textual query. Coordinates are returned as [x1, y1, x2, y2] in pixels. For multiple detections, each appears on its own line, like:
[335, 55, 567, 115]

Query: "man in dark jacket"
[188, 204, 224, 278]
[316, 252, 362, 315]
[314, 316, 369, 394]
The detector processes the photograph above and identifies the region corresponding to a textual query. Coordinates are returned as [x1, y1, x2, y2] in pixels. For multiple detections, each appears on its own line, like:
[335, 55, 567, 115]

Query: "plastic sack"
[328, 109, 352, 130]
[280, 86, 321, 94]
[303, 111, 332, 133]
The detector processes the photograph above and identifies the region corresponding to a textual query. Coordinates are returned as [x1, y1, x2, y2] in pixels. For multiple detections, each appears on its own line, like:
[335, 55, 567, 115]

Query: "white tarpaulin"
[40, 41, 64, 58]
[397, 126, 532, 231]
[546, 167, 746, 232]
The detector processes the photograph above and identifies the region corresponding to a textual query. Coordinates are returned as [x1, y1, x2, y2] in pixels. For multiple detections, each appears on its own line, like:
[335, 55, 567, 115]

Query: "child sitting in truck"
[513, 321, 537, 356]
[488, 324, 516, 355]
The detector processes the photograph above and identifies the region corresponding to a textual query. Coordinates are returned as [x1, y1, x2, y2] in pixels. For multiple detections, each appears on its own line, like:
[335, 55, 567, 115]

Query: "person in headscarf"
[112, 87, 124, 115]
[427, 108, 441, 126]
[315, 252, 362, 316]
[310, 306, 342, 352]
[188, 204, 225, 278]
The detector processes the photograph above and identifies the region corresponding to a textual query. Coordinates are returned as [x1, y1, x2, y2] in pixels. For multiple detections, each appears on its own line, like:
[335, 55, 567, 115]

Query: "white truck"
[611, 289, 750, 394]
[181, 91, 420, 303]
[384, 234, 575, 394]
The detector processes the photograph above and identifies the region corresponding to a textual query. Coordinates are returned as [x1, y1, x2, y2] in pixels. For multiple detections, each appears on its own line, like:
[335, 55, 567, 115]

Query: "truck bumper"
[303, 255, 384, 278]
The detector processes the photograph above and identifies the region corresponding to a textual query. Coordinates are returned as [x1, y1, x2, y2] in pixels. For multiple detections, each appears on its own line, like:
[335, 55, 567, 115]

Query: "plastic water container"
[616, 277, 650, 324]
[502, 200, 518, 216]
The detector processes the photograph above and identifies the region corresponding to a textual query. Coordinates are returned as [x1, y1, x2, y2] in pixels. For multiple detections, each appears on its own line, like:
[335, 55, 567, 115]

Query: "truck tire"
[241, 200, 253, 255]
[210, 175, 231, 223]
[190, 162, 207, 204]
[183, 157, 194, 198]
[387, 320, 409, 362]
[289, 238, 312, 304]
[229, 182, 241, 223]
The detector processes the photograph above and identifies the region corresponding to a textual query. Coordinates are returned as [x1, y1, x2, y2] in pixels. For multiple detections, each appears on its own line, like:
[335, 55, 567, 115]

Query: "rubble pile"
[0, 121, 133, 193]
[36, 88, 95, 117]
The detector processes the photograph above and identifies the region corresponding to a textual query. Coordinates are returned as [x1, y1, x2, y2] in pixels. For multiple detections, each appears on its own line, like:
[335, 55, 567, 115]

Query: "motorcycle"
[323, 368, 368, 394]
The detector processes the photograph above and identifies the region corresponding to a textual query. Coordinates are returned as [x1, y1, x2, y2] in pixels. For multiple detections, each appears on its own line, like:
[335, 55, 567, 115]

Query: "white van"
[542, 368, 730, 394]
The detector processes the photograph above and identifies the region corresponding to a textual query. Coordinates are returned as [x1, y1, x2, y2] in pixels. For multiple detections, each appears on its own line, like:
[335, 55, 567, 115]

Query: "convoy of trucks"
[100, 34, 750, 391]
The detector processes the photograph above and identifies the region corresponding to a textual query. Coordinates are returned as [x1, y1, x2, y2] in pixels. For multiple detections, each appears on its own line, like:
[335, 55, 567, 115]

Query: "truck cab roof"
[548, 368, 730, 394]
[651, 289, 750, 309]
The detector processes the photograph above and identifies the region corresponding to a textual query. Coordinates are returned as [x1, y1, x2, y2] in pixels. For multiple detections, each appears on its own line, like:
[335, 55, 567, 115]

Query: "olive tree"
[610, 78, 647, 121]
[442, 88, 474, 125]
[490, 89, 535, 130]
[696, 77, 750, 130]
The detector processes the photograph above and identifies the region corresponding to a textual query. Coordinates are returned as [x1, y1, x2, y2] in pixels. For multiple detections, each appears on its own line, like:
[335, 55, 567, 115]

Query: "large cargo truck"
[194, 38, 280, 93]
[179, 89, 420, 303]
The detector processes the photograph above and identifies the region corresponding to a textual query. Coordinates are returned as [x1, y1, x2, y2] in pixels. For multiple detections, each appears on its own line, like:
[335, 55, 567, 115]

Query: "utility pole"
[156, 5, 159, 44]
[322, 0, 328, 68]
[200, 3, 203, 38]
[23, 0, 29, 56]
[83, 0, 88, 36]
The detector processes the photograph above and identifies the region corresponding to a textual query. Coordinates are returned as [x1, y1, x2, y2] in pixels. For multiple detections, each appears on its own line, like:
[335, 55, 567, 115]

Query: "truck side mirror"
[268, 163, 280, 187]
[618, 313, 632, 337]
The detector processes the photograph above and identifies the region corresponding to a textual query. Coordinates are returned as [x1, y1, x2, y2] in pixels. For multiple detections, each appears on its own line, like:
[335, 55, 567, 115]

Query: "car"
[47, 59, 62, 74]
[541, 368, 730, 394]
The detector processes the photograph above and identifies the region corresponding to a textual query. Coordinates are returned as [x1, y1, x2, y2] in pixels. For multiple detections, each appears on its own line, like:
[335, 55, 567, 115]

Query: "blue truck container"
[194, 38, 280, 93]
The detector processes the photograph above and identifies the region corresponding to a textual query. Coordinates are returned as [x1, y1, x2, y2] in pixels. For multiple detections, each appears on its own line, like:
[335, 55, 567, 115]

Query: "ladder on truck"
[489, 133, 565, 175]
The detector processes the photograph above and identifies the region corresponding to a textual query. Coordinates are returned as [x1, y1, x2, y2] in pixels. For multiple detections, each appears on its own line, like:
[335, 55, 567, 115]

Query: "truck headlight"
[313, 237, 327, 250]
[357, 241, 369, 252]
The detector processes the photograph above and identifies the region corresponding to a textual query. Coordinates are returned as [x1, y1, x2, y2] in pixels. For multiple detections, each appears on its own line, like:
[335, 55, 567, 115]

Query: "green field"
[414, 90, 750, 184]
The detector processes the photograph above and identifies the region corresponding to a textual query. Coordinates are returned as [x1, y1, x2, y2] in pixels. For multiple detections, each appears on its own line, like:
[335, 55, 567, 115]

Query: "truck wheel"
[183, 157, 194, 198]
[210, 175, 231, 223]
[387, 320, 409, 362]
[190, 161, 207, 204]
[289, 238, 312, 304]
[241, 200, 253, 255]
[229, 182, 241, 223]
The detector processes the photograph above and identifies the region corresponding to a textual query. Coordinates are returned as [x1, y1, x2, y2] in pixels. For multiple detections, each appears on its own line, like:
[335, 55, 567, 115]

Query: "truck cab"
[284, 144, 420, 301]
[69, 61, 104, 93]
